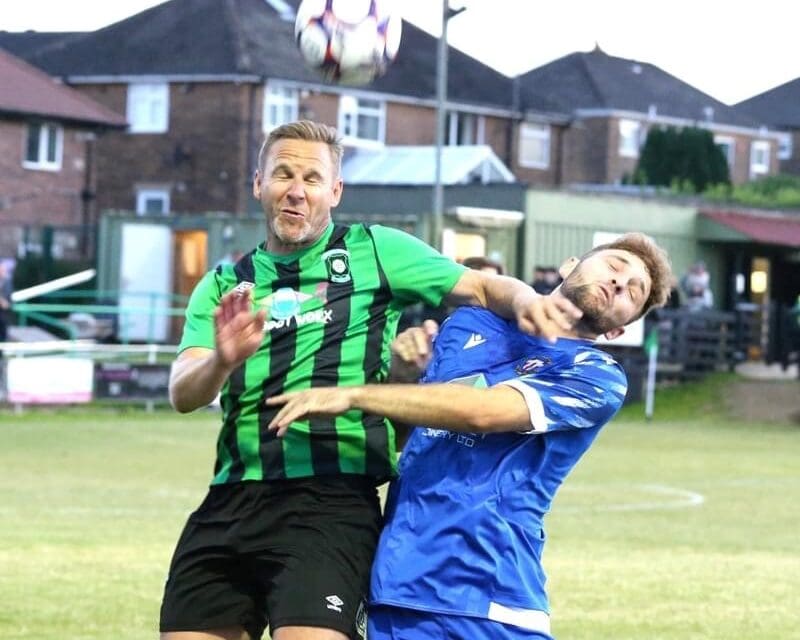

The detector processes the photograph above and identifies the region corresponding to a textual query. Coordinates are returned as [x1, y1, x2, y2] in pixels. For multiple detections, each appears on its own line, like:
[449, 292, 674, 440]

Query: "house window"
[618, 119, 642, 158]
[136, 188, 170, 215]
[23, 122, 62, 170]
[778, 133, 793, 160]
[338, 95, 385, 145]
[263, 83, 299, 132]
[127, 83, 169, 134]
[714, 135, 735, 168]
[518, 123, 550, 169]
[447, 112, 484, 146]
[749, 140, 770, 177]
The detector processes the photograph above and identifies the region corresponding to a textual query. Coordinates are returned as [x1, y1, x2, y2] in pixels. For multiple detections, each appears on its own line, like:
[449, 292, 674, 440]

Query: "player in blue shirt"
[267, 232, 673, 640]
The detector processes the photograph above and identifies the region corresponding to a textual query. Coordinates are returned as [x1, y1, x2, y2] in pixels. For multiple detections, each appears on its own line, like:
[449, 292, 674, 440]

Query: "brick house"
[513, 46, 782, 187]
[0, 0, 784, 219]
[0, 47, 126, 257]
[736, 79, 800, 176]
[0, 0, 516, 217]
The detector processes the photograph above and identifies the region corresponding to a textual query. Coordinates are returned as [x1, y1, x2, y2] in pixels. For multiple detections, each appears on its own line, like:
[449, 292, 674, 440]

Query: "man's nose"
[286, 178, 305, 200]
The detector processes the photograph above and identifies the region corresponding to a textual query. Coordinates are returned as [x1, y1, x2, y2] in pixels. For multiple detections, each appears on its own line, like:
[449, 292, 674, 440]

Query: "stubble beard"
[267, 212, 325, 253]
[560, 278, 616, 335]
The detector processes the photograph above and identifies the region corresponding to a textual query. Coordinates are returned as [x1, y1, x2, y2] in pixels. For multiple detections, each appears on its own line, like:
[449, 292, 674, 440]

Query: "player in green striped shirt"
[159, 120, 581, 640]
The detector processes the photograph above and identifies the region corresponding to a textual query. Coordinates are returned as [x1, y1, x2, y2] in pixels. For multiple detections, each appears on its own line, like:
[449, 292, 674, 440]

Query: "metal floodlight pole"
[432, 1, 465, 252]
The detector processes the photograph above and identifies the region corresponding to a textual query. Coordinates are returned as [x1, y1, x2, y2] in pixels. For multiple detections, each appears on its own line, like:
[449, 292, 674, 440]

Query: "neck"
[265, 237, 312, 255]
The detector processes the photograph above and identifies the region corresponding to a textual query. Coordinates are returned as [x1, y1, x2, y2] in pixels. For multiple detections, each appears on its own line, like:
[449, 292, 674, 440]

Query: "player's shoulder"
[565, 343, 628, 386]
[364, 224, 426, 246]
[443, 306, 510, 332]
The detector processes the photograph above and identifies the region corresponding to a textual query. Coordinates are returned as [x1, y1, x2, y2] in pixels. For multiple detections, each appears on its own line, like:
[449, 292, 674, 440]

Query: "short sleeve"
[177, 270, 222, 353]
[368, 225, 466, 307]
[501, 350, 627, 433]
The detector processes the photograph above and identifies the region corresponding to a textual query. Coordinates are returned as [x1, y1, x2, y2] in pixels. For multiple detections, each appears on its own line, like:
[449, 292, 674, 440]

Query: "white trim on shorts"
[487, 602, 551, 634]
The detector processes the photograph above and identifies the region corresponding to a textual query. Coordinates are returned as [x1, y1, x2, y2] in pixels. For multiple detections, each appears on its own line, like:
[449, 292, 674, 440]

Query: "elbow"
[169, 387, 195, 414]
[172, 402, 195, 414]
[464, 410, 504, 434]
[465, 407, 527, 434]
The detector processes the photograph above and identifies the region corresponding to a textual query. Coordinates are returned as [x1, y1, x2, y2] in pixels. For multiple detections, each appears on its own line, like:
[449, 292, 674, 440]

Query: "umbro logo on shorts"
[326, 594, 344, 613]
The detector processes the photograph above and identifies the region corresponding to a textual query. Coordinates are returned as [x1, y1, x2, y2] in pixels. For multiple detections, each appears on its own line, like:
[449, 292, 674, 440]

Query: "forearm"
[169, 350, 233, 413]
[481, 275, 536, 319]
[349, 383, 529, 433]
[445, 269, 536, 320]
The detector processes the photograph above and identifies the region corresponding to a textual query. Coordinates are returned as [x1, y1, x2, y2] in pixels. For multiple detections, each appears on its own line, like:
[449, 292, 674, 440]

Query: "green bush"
[636, 126, 730, 193]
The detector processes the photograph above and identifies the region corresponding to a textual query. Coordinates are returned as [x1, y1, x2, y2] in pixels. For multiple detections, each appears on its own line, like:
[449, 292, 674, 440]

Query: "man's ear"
[253, 170, 262, 199]
[559, 257, 579, 279]
[331, 177, 343, 208]
[602, 327, 625, 341]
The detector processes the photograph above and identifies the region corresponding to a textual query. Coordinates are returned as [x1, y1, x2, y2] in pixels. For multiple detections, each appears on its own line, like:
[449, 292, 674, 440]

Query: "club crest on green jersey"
[321, 249, 351, 283]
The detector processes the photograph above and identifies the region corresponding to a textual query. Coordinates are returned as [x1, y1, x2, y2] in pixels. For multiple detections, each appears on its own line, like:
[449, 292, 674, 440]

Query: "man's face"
[253, 139, 343, 254]
[560, 249, 651, 334]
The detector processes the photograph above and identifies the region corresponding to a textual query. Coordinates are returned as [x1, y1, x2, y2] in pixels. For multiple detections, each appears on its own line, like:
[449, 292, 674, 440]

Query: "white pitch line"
[559, 483, 705, 513]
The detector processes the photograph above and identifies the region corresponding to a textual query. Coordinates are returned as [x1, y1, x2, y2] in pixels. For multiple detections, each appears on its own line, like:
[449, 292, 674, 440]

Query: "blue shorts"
[368, 605, 553, 640]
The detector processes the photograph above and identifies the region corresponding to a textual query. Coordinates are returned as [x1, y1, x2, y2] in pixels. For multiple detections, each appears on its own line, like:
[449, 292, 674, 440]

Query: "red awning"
[700, 209, 800, 248]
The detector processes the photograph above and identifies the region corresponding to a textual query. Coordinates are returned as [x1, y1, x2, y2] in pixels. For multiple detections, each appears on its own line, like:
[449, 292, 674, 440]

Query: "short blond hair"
[581, 232, 673, 319]
[257, 120, 343, 175]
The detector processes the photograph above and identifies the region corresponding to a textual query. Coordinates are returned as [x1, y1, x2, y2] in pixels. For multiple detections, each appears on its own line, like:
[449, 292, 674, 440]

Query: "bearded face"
[558, 249, 651, 336]
[560, 277, 621, 335]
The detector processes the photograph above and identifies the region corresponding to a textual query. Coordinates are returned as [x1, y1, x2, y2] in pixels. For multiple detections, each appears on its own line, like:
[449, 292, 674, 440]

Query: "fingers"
[214, 292, 266, 367]
[265, 389, 353, 437]
[266, 394, 301, 437]
[518, 294, 583, 342]
[392, 326, 433, 369]
[422, 319, 439, 338]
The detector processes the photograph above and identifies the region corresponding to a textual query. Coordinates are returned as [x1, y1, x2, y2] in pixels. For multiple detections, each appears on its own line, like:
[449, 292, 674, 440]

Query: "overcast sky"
[3, 0, 799, 105]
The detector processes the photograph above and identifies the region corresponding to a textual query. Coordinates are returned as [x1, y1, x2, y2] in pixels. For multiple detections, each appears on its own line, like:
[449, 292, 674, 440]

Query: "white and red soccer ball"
[295, 0, 402, 85]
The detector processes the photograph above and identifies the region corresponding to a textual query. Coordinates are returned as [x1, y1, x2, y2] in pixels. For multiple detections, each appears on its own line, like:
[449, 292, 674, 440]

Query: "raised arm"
[266, 382, 531, 437]
[444, 269, 582, 341]
[169, 290, 265, 413]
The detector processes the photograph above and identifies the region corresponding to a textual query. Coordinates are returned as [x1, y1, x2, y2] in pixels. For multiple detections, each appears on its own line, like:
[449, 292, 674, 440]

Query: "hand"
[512, 290, 582, 342]
[390, 319, 439, 376]
[214, 290, 266, 369]
[265, 388, 357, 436]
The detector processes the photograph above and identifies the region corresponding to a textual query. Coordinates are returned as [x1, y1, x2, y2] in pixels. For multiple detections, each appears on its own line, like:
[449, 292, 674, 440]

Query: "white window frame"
[127, 83, 169, 134]
[618, 119, 642, 158]
[23, 122, 63, 171]
[263, 83, 299, 133]
[714, 135, 735, 168]
[777, 133, 793, 161]
[749, 140, 771, 178]
[136, 188, 171, 215]
[518, 122, 550, 169]
[446, 111, 484, 146]
[337, 95, 385, 147]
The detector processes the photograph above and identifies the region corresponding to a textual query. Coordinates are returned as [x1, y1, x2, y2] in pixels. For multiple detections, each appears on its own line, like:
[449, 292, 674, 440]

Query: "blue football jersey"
[370, 307, 628, 634]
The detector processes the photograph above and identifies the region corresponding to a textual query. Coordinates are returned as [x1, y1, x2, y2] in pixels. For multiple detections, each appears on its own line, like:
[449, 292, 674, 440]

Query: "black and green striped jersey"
[179, 223, 466, 484]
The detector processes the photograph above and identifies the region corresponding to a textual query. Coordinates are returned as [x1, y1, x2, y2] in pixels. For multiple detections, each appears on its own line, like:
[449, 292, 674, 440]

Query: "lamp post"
[432, 1, 466, 251]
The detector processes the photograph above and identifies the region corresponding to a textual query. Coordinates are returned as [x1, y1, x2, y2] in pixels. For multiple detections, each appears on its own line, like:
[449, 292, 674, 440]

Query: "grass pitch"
[1, 376, 798, 639]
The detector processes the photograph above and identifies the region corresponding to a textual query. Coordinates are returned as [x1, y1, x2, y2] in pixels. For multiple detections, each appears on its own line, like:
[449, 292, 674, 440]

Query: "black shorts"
[159, 476, 382, 639]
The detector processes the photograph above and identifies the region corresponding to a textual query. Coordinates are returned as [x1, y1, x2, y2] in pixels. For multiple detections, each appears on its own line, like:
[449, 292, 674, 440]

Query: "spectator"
[532, 266, 561, 295]
[680, 260, 713, 310]
[0, 260, 14, 343]
[461, 256, 504, 275]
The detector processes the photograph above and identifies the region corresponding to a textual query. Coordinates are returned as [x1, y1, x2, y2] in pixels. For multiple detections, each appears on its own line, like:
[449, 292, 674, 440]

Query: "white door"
[119, 223, 173, 342]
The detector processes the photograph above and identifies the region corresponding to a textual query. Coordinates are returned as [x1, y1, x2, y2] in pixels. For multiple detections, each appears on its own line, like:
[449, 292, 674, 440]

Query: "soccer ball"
[295, 0, 402, 85]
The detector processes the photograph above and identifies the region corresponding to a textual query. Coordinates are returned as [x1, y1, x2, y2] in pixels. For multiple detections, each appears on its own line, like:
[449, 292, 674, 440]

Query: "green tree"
[636, 126, 730, 193]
